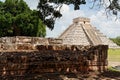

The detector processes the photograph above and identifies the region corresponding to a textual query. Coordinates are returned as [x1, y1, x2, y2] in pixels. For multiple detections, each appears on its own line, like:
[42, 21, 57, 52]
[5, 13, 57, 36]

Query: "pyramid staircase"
[59, 17, 120, 48]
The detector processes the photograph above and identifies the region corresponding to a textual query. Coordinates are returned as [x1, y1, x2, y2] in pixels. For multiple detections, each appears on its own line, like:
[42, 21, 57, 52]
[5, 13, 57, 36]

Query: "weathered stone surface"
[32, 37, 49, 45]
[59, 17, 120, 48]
[48, 38, 63, 45]
[0, 45, 108, 79]
[0, 37, 63, 50]
[0, 36, 108, 79]
[16, 44, 33, 50]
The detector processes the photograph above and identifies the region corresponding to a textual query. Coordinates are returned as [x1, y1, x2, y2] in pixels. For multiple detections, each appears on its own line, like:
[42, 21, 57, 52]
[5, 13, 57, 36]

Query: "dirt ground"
[109, 61, 120, 67]
[32, 71, 120, 80]
[2, 71, 119, 80]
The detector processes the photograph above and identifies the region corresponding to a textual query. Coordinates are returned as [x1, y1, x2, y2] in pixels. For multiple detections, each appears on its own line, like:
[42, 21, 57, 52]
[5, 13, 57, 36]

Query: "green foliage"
[0, 0, 46, 37]
[110, 36, 120, 46]
[38, 0, 86, 30]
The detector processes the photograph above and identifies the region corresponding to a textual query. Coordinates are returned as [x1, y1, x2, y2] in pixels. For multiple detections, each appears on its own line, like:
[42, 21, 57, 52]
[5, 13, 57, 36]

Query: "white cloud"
[60, 4, 70, 13]
[46, 5, 120, 38]
[46, 4, 85, 38]
[90, 10, 120, 38]
[24, 0, 39, 10]
[0, 0, 5, 2]
[46, 4, 120, 38]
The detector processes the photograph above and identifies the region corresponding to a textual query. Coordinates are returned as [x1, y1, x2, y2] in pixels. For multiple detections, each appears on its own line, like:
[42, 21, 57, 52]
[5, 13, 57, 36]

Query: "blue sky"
[0, 0, 120, 38]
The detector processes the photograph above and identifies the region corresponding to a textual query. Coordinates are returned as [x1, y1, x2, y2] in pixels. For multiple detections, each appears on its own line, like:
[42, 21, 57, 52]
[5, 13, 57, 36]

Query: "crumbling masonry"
[0, 36, 108, 79]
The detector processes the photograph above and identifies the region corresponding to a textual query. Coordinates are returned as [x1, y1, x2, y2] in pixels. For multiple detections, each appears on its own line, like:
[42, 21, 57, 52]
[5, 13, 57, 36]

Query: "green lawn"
[108, 49, 120, 62]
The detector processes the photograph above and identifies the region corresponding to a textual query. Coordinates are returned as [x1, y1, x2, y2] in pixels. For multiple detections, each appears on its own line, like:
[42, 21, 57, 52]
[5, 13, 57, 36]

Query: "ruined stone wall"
[0, 36, 62, 51]
[0, 44, 108, 79]
[0, 37, 108, 79]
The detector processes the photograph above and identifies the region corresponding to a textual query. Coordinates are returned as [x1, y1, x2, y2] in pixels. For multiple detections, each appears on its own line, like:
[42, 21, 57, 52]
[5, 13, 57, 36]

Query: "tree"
[37, 0, 120, 30]
[110, 36, 120, 46]
[0, 0, 46, 37]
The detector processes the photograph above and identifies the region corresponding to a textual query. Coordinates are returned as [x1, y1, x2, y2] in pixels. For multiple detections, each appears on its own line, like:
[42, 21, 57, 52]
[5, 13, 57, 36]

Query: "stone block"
[16, 36, 32, 44]
[16, 44, 33, 50]
[0, 44, 16, 50]
[48, 38, 63, 45]
[32, 37, 49, 45]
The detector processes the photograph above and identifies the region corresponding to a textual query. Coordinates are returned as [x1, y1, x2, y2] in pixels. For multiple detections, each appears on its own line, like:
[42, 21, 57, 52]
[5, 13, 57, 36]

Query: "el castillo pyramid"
[59, 17, 119, 48]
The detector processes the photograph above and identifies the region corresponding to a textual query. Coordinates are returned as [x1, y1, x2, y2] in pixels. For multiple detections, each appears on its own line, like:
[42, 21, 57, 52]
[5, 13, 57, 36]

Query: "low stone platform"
[0, 36, 108, 79]
[0, 44, 108, 79]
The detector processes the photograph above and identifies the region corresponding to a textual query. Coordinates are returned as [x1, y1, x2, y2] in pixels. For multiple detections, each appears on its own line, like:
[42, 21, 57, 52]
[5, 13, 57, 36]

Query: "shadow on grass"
[98, 70, 120, 79]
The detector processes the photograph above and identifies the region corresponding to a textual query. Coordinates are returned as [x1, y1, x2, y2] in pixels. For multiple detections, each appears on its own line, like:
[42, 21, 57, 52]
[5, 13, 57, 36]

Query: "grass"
[108, 66, 120, 72]
[108, 49, 120, 62]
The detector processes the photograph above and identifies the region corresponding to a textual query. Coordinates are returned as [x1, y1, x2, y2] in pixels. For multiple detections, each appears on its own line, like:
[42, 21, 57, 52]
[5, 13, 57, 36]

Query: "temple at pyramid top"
[59, 17, 120, 48]
[73, 17, 90, 24]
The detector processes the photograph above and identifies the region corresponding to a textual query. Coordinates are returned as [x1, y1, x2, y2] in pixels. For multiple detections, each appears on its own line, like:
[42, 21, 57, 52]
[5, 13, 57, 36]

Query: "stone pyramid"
[59, 17, 119, 48]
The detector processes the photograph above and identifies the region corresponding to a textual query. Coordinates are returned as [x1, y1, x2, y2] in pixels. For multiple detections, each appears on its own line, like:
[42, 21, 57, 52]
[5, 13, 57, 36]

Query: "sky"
[0, 0, 120, 38]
